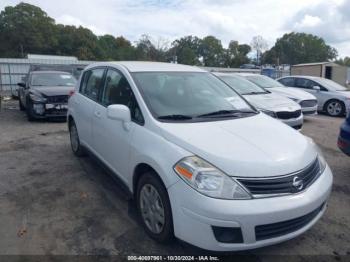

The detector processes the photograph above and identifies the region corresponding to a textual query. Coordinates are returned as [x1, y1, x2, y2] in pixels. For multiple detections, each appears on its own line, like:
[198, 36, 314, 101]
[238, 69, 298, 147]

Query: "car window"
[31, 73, 76, 87]
[102, 69, 144, 124]
[80, 68, 105, 101]
[279, 78, 295, 87]
[219, 75, 268, 95]
[244, 75, 284, 88]
[295, 78, 320, 90]
[132, 72, 255, 120]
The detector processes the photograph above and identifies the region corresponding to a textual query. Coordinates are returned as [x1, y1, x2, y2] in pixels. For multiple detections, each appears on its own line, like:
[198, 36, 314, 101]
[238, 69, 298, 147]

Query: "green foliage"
[263, 32, 338, 65]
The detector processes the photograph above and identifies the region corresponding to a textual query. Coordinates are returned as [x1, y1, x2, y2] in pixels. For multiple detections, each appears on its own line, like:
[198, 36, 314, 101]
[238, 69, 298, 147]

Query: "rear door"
[91, 68, 144, 181]
[73, 68, 106, 147]
[294, 78, 328, 107]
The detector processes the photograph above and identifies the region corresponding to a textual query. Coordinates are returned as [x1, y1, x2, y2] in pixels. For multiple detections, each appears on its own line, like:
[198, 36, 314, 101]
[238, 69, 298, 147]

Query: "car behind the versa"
[68, 62, 332, 251]
[18, 71, 76, 121]
[338, 109, 350, 156]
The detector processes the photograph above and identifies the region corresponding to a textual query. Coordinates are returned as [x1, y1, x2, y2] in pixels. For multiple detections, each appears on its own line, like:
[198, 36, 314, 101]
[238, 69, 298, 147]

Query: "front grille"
[300, 100, 317, 108]
[276, 110, 302, 119]
[255, 203, 325, 241]
[237, 158, 321, 196]
[46, 95, 69, 104]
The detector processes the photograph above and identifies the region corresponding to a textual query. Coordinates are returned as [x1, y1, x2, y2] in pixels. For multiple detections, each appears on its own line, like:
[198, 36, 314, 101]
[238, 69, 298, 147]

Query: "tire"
[324, 99, 345, 117]
[19, 98, 25, 111]
[25, 101, 35, 121]
[69, 120, 86, 157]
[136, 172, 174, 243]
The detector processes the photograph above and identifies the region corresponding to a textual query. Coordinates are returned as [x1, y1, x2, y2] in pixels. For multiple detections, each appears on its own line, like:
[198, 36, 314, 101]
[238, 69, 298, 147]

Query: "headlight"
[261, 110, 276, 118]
[29, 93, 47, 102]
[307, 137, 327, 173]
[288, 97, 299, 103]
[174, 156, 251, 199]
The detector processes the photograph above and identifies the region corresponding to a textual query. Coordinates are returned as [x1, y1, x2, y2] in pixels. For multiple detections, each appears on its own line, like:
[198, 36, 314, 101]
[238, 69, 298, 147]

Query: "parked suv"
[68, 62, 332, 251]
[18, 71, 76, 121]
[278, 76, 350, 117]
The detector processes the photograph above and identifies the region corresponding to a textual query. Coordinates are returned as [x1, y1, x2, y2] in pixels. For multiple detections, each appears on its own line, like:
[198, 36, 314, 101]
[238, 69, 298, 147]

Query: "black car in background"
[17, 71, 76, 121]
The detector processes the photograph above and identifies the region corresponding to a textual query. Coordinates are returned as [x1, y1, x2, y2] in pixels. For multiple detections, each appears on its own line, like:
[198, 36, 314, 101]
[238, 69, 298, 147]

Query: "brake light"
[69, 90, 75, 97]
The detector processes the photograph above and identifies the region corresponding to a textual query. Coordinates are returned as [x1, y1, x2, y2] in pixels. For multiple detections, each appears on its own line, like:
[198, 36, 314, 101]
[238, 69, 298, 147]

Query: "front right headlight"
[261, 109, 276, 118]
[174, 156, 251, 200]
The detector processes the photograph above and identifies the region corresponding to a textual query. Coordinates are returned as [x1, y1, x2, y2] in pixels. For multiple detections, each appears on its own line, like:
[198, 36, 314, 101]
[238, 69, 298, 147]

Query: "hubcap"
[70, 124, 79, 152]
[140, 184, 165, 234]
[327, 101, 342, 116]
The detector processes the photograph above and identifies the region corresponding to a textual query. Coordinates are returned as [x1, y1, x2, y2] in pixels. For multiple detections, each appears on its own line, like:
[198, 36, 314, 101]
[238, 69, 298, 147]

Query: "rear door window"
[279, 78, 295, 87]
[80, 68, 105, 102]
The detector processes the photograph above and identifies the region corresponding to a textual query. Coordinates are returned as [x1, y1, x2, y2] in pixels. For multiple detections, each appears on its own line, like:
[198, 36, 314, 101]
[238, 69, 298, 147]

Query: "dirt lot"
[0, 99, 349, 260]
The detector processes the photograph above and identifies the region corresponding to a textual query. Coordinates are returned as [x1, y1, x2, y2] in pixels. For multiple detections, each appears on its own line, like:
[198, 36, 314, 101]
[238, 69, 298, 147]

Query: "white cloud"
[0, 0, 349, 57]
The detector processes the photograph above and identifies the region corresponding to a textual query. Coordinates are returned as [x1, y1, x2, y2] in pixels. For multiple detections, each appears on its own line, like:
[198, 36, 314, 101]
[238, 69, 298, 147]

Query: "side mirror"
[17, 82, 26, 88]
[313, 86, 321, 91]
[107, 104, 131, 123]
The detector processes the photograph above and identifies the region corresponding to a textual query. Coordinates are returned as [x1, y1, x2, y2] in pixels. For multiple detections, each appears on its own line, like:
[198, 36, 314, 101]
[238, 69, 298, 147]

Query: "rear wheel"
[136, 172, 174, 243]
[69, 120, 85, 156]
[325, 100, 345, 117]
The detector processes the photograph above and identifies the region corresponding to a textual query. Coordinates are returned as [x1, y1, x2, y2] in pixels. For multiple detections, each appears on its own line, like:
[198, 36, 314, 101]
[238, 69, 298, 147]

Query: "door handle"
[94, 111, 101, 118]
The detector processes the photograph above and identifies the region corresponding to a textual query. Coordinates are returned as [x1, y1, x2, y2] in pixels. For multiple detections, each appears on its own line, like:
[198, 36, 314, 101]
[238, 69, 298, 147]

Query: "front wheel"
[325, 100, 345, 117]
[69, 120, 86, 156]
[136, 172, 174, 243]
[25, 101, 35, 121]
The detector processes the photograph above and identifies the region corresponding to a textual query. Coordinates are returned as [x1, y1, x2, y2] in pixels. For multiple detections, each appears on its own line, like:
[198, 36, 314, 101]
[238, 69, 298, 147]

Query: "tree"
[250, 35, 268, 65]
[199, 36, 225, 67]
[0, 2, 58, 57]
[135, 34, 167, 61]
[335, 57, 350, 67]
[263, 32, 338, 65]
[224, 40, 251, 67]
[169, 35, 202, 65]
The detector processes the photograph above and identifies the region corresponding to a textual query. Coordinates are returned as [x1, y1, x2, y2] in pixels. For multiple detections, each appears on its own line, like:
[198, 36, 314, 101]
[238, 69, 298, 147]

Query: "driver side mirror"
[107, 104, 131, 123]
[17, 82, 26, 88]
[312, 86, 321, 91]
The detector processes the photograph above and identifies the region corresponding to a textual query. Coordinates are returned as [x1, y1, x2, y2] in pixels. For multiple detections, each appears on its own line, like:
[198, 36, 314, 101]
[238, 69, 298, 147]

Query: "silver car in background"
[238, 73, 318, 116]
[215, 73, 303, 129]
[278, 76, 350, 117]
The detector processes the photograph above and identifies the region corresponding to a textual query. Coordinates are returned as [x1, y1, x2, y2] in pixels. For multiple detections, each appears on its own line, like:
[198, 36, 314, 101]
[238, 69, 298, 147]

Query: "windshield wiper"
[157, 114, 193, 120]
[243, 91, 267, 95]
[197, 109, 254, 118]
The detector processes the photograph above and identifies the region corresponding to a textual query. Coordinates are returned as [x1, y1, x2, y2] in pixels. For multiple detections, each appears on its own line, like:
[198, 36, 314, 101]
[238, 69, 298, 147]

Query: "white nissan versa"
[68, 62, 333, 251]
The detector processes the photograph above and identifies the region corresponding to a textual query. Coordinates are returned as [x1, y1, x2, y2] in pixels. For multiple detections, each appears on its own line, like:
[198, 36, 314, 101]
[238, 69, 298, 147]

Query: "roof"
[234, 73, 260, 77]
[292, 62, 339, 67]
[87, 61, 206, 72]
[279, 75, 321, 80]
[27, 54, 78, 61]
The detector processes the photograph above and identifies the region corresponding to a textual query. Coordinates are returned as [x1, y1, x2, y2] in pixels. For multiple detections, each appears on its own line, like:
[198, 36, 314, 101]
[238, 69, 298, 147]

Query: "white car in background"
[278, 76, 350, 117]
[239, 73, 318, 116]
[68, 62, 332, 251]
[215, 73, 303, 130]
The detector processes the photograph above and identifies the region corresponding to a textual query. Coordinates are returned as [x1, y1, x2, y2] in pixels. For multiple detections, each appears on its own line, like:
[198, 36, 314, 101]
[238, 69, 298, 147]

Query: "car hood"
[32, 86, 74, 97]
[243, 93, 300, 111]
[159, 113, 316, 178]
[267, 87, 316, 100]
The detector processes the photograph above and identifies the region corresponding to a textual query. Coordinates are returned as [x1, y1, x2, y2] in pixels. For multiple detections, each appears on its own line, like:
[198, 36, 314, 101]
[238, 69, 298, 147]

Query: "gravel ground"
[0, 100, 349, 260]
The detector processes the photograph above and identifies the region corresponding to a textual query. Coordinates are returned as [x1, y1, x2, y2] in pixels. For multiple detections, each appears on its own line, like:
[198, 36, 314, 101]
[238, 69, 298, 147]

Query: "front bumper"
[168, 165, 332, 251]
[301, 105, 318, 116]
[31, 102, 68, 118]
[280, 114, 304, 130]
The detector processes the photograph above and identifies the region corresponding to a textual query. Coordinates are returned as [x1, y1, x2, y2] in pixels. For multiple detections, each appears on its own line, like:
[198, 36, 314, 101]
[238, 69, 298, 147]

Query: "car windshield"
[132, 72, 256, 121]
[317, 78, 347, 91]
[31, 73, 77, 87]
[245, 75, 284, 88]
[218, 75, 268, 95]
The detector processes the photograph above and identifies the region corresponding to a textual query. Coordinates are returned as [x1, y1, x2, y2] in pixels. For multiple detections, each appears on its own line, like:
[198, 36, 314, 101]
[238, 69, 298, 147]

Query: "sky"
[1, 0, 350, 58]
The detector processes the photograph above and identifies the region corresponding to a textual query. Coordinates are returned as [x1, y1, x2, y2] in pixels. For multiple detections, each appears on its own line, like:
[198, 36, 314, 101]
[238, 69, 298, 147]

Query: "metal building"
[291, 62, 350, 87]
[0, 54, 93, 97]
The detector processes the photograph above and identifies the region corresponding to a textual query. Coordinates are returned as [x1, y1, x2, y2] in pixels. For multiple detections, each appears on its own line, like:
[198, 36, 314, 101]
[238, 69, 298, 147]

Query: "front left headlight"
[261, 109, 276, 118]
[29, 93, 47, 103]
[307, 137, 327, 174]
[174, 156, 251, 199]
